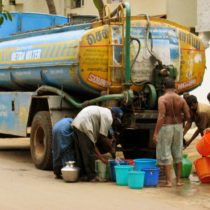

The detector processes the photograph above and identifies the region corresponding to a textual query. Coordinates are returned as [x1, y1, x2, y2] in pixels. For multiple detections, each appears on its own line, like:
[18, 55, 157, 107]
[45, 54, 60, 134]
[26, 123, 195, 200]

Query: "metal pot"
[61, 161, 80, 182]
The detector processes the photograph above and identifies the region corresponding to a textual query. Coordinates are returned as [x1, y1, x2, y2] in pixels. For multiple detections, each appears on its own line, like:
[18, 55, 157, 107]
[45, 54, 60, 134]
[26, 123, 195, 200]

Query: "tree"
[93, 0, 104, 19]
[0, 0, 12, 25]
[0, 0, 2, 12]
[45, 0, 57, 14]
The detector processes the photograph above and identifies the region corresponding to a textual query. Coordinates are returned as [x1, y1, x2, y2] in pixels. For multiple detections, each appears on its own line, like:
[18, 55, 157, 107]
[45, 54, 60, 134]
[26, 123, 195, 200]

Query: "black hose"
[130, 36, 150, 86]
[144, 14, 162, 66]
[130, 37, 141, 71]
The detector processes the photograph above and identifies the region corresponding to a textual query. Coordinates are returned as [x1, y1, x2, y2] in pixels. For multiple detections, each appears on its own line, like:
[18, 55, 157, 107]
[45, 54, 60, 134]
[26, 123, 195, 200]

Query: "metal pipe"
[124, 2, 131, 84]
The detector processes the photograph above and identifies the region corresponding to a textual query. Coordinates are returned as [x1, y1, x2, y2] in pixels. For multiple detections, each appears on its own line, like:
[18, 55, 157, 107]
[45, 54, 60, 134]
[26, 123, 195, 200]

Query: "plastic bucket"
[128, 171, 145, 189]
[196, 132, 210, 156]
[109, 160, 129, 182]
[141, 167, 160, 187]
[95, 160, 109, 181]
[194, 157, 210, 183]
[134, 158, 157, 171]
[114, 165, 134, 186]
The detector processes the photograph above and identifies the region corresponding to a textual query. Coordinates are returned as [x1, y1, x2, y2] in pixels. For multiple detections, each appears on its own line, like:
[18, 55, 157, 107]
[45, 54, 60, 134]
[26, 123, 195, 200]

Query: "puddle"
[171, 176, 208, 195]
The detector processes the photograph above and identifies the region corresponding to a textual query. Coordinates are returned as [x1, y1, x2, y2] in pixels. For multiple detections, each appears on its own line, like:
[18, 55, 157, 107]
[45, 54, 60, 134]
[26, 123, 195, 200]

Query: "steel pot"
[61, 161, 80, 182]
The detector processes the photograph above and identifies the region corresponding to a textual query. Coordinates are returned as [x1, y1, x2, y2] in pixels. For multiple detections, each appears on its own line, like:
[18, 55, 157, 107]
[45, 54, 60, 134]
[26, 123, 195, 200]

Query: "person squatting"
[52, 105, 123, 182]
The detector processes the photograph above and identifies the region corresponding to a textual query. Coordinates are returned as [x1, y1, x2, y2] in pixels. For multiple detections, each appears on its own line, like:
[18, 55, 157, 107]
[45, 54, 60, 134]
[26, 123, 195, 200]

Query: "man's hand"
[100, 156, 108, 164]
[153, 135, 158, 145]
[105, 136, 116, 157]
[184, 140, 191, 148]
[183, 138, 187, 147]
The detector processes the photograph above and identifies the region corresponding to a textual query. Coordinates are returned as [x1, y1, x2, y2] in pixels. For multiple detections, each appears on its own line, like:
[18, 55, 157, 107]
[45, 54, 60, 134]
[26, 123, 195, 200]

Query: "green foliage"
[0, 16, 3, 25]
[93, 0, 104, 11]
[0, 8, 12, 25]
[93, 0, 104, 19]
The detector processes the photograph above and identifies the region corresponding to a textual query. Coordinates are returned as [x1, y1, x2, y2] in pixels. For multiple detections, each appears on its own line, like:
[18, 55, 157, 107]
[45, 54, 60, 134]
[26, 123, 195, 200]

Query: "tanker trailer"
[0, 3, 205, 169]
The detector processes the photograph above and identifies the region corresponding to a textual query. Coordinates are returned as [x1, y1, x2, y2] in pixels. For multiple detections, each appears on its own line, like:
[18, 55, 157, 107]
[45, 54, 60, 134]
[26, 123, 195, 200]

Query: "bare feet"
[165, 183, 172, 187]
[54, 174, 62, 179]
[79, 176, 88, 182]
[159, 182, 172, 187]
[90, 176, 100, 182]
[176, 182, 184, 187]
[160, 184, 172, 187]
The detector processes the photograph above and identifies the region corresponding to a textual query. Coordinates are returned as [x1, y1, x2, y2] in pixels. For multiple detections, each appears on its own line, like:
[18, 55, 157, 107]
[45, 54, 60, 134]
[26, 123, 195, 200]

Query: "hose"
[129, 14, 164, 86]
[129, 36, 150, 86]
[130, 37, 141, 71]
[144, 14, 162, 66]
[36, 85, 133, 109]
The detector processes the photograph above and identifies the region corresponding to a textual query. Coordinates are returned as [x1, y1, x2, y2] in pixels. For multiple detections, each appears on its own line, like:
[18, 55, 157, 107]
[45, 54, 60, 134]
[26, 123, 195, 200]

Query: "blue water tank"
[0, 12, 69, 39]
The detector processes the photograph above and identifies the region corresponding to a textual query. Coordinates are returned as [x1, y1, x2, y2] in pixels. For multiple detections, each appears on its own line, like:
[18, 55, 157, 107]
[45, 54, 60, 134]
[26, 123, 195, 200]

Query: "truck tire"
[30, 111, 53, 170]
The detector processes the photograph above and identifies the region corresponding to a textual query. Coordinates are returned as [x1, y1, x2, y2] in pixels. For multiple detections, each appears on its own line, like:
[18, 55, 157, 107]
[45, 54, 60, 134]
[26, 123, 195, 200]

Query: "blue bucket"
[128, 171, 145, 189]
[114, 165, 134, 186]
[109, 160, 129, 182]
[134, 158, 157, 171]
[141, 167, 160, 187]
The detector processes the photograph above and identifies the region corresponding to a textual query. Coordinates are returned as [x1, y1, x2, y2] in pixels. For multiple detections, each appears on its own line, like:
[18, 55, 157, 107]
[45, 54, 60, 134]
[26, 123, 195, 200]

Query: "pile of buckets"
[96, 158, 160, 189]
[194, 131, 210, 183]
[115, 159, 160, 189]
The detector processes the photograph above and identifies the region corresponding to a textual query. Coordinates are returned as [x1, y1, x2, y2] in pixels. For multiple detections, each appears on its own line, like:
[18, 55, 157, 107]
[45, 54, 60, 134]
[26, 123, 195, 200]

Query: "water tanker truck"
[0, 2, 206, 169]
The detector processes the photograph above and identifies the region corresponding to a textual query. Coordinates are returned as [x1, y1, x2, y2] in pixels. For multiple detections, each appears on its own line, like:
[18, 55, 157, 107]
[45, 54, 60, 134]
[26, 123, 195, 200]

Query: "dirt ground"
[0, 130, 209, 210]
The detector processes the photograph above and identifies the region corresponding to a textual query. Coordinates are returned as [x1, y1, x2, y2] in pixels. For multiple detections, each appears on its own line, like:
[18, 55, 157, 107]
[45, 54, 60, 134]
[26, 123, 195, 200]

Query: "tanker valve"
[122, 89, 134, 105]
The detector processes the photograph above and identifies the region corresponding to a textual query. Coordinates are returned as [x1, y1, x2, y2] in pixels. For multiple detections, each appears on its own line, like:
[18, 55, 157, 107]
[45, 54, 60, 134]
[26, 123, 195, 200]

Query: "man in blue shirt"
[52, 117, 75, 178]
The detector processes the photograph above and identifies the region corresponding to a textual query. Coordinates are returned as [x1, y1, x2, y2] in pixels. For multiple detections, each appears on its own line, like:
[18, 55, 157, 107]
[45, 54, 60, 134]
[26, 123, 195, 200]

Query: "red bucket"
[196, 132, 210, 156]
[194, 157, 210, 183]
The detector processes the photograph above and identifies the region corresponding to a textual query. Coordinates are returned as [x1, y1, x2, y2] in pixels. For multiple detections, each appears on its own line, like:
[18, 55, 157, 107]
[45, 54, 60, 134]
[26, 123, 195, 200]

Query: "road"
[0, 137, 209, 210]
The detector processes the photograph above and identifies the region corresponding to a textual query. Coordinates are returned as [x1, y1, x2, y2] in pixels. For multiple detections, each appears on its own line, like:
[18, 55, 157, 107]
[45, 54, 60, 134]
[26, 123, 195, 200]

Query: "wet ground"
[0, 129, 209, 210]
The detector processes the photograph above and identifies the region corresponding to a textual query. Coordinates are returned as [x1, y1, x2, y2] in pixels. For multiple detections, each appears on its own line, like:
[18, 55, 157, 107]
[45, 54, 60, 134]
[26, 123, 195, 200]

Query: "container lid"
[134, 158, 156, 163]
[128, 171, 145, 174]
[141, 167, 160, 171]
[114, 165, 134, 169]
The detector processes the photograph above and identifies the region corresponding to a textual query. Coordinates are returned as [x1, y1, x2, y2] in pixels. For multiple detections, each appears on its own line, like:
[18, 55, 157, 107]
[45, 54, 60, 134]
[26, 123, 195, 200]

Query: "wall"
[196, 0, 210, 32]
[129, 0, 166, 16]
[1, 0, 204, 31]
[2, 0, 200, 28]
[67, 0, 167, 17]
[167, 0, 197, 28]
[3, 0, 65, 16]
[191, 47, 210, 103]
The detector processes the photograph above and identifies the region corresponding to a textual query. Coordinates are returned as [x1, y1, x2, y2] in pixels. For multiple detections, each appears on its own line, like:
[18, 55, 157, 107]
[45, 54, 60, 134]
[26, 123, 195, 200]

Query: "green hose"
[37, 85, 134, 109]
[124, 2, 131, 84]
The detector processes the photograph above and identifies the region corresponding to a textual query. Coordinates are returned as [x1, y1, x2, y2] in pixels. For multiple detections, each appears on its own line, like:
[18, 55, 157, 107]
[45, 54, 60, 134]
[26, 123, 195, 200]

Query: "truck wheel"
[30, 111, 52, 170]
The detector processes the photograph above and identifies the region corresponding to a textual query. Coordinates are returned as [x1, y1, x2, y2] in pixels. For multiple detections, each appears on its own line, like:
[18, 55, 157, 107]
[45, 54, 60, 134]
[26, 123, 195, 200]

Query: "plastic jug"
[181, 154, 192, 178]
